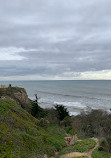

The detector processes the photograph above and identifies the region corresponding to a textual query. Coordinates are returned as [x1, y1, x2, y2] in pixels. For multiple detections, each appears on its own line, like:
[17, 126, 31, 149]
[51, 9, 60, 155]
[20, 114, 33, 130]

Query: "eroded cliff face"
[14, 88, 30, 105]
[0, 87, 32, 111]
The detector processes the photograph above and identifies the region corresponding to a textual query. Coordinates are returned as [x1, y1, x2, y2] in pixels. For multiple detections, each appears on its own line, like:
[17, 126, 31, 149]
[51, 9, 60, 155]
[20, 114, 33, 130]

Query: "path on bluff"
[60, 138, 99, 158]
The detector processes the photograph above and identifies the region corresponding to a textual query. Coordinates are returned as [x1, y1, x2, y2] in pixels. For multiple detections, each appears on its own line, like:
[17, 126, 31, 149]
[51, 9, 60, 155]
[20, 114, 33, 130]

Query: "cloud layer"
[0, 0, 111, 80]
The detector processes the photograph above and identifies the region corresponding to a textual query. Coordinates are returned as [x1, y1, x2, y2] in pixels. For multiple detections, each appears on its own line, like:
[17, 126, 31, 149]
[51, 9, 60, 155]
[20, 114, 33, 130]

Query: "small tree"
[9, 84, 12, 88]
[54, 104, 69, 121]
[31, 94, 39, 117]
[31, 94, 47, 118]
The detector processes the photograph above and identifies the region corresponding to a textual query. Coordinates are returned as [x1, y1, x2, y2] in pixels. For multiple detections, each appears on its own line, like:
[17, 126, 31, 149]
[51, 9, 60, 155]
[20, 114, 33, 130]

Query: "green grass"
[0, 99, 66, 158]
[72, 157, 87, 158]
[92, 149, 111, 158]
[46, 124, 66, 151]
[59, 138, 96, 156]
[74, 139, 96, 152]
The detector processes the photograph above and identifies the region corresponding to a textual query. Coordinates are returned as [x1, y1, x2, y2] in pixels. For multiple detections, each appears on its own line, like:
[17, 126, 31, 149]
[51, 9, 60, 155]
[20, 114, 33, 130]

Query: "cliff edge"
[0, 86, 31, 111]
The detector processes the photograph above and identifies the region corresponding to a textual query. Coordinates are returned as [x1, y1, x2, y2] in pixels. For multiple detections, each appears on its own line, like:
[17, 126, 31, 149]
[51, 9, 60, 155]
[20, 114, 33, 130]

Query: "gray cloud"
[0, 0, 111, 80]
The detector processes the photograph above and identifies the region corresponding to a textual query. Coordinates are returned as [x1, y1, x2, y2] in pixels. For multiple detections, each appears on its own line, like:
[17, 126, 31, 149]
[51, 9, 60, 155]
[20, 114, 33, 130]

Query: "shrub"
[99, 137, 111, 153]
[92, 149, 110, 158]
[72, 110, 111, 138]
[54, 104, 69, 121]
[44, 108, 59, 124]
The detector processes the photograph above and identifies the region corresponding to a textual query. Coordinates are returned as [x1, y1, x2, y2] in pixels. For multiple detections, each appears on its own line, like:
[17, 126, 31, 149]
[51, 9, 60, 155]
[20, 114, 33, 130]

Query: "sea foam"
[54, 101, 86, 110]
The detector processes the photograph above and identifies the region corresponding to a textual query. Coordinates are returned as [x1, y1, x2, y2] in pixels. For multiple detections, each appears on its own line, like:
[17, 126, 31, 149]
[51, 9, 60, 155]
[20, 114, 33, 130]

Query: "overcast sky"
[0, 0, 111, 80]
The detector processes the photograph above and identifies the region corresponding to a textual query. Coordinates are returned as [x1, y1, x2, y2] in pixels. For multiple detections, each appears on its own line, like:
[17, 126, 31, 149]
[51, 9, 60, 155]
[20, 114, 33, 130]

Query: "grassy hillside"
[1, 87, 111, 158]
[0, 99, 66, 158]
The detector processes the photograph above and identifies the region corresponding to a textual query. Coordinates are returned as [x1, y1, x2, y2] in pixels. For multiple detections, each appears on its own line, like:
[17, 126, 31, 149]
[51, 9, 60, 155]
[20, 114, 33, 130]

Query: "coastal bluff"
[0, 85, 31, 111]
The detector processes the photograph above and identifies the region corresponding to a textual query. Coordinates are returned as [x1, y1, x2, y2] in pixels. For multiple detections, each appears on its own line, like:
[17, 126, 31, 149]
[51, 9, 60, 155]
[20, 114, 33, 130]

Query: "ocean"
[0, 80, 111, 115]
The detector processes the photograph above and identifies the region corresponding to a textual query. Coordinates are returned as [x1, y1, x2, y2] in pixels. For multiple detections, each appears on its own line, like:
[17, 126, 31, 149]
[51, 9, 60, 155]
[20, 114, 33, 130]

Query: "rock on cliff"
[14, 88, 30, 105]
[0, 86, 32, 111]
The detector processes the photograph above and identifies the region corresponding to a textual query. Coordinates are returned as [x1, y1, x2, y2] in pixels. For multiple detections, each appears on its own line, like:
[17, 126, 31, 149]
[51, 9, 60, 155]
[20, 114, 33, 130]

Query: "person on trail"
[67, 137, 71, 144]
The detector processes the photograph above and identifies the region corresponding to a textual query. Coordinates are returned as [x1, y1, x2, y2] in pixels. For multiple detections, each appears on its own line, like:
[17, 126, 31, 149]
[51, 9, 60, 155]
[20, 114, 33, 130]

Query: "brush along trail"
[60, 137, 99, 158]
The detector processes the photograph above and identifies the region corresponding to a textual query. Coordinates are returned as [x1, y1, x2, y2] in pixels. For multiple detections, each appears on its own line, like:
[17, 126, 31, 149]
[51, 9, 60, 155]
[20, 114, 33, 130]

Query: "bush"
[72, 110, 111, 138]
[44, 108, 59, 124]
[31, 103, 47, 118]
[54, 104, 69, 121]
[99, 137, 111, 153]
[92, 149, 110, 158]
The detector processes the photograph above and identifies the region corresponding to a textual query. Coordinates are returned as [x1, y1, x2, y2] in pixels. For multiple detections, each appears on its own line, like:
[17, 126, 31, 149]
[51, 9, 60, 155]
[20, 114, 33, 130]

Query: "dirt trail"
[86, 138, 99, 158]
[60, 138, 99, 158]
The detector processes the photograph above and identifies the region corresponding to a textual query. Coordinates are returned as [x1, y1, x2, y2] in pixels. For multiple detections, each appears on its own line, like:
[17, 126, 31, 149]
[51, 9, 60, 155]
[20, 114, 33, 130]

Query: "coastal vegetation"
[0, 99, 66, 158]
[58, 138, 96, 155]
[92, 149, 111, 158]
[0, 86, 111, 157]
